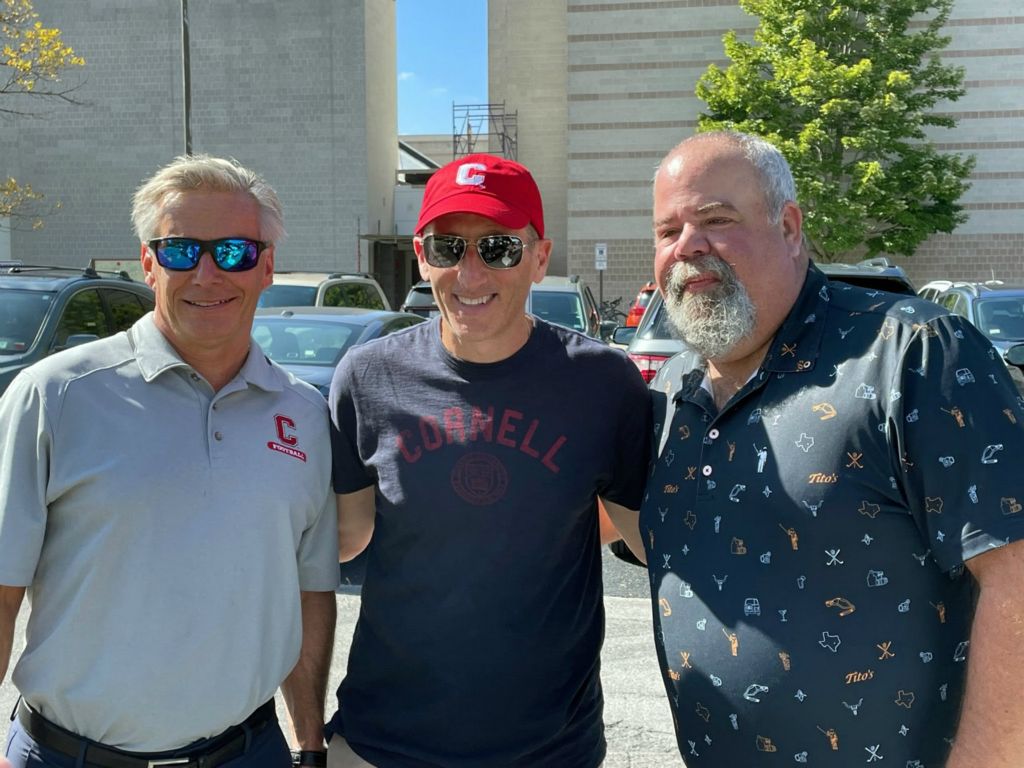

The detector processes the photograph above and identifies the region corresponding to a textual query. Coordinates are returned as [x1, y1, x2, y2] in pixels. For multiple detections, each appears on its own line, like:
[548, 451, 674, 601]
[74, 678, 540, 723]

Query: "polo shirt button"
[708, 428, 720, 439]
[190, 373, 200, 381]
[702, 465, 712, 476]
[214, 431, 223, 441]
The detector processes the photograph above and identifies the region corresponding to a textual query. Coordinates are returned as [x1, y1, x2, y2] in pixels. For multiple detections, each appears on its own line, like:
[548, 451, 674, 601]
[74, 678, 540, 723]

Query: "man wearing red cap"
[324, 154, 652, 767]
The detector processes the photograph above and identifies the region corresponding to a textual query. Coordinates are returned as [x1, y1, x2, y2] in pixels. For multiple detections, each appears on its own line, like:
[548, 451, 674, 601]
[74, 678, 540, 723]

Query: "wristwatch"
[292, 750, 328, 767]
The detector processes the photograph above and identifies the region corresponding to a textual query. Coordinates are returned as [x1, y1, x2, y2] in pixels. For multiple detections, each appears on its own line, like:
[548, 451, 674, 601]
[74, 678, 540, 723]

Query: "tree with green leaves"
[1, 0, 84, 228]
[696, 0, 974, 261]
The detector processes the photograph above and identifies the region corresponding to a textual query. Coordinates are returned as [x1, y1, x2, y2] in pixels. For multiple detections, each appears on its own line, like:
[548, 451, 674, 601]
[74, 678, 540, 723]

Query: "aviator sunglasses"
[421, 234, 536, 270]
[148, 237, 267, 272]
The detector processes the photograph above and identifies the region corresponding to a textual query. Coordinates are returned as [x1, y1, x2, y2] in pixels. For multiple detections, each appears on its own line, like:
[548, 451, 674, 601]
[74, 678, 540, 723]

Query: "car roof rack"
[272, 270, 376, 280]
[1, 264, 134, 281]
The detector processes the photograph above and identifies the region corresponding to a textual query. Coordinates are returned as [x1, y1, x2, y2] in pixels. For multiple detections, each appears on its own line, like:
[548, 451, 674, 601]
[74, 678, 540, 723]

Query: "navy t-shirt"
[641, 265, 1024, 766]
[328, 318, 651, 767]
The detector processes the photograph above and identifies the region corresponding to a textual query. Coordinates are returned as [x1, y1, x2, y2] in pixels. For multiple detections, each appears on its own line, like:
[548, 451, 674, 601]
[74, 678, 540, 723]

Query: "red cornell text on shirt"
[397, 405, 567, 473]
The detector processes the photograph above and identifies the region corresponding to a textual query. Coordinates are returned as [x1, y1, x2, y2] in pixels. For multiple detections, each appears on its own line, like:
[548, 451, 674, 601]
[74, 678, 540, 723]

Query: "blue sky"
[396, 0, 488, 135]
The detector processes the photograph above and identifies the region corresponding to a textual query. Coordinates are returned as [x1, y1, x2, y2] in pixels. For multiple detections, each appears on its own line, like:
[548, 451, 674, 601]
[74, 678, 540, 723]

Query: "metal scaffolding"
[452, 102, 518, 160]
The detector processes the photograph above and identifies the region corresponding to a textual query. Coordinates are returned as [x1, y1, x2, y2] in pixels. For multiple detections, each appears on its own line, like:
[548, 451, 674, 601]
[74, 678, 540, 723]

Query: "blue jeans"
[4, 714, 292, 768]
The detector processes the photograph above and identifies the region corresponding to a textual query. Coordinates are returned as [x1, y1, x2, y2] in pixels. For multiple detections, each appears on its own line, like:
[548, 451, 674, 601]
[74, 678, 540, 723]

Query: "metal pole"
[181, 0, 192, 155]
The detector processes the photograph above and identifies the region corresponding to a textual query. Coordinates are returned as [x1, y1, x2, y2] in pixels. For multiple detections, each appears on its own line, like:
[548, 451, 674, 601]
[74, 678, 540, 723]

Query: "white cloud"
[398, 71, 415, 81]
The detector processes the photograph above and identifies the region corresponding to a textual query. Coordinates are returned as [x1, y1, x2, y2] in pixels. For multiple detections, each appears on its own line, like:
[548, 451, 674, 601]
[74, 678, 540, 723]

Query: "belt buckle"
[146, 760, 190, 767]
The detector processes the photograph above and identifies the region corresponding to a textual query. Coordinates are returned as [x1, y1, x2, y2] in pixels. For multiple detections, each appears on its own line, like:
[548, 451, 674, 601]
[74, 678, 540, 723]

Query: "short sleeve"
[894, 314, 1024, 571]
[328, 354, 376, 495]
[0, 372, 51, 585]
[296, 486, 341, 591]
[599, 359, 653, 510]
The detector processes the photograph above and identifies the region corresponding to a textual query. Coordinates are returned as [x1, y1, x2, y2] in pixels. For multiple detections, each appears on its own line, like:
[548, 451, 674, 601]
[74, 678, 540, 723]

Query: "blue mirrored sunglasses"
[148, 237, 267, 272]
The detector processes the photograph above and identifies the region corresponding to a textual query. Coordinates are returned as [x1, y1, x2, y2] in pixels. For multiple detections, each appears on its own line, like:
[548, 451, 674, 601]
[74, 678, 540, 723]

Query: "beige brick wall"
[542, 1, 1024, 286]
[489, 0, 570, 274]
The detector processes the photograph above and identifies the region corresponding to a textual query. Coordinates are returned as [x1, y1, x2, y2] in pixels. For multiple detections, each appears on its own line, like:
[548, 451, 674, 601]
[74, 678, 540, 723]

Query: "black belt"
[15, 698, 276, 768]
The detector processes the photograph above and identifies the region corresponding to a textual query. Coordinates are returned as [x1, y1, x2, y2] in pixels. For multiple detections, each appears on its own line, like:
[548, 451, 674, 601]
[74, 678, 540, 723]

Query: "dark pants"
[4, 714, 293, 768]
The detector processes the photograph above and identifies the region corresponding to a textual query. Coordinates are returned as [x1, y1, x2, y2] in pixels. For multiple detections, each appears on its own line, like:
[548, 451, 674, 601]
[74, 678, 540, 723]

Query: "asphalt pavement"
[0, 550, 682, 767]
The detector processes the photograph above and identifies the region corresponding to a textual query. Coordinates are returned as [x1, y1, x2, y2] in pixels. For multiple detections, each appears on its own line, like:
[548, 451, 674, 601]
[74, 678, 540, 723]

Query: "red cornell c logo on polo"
[267, 413, 307, 462]
[275, 414, 298, 445]
[455, 162, 487, 187]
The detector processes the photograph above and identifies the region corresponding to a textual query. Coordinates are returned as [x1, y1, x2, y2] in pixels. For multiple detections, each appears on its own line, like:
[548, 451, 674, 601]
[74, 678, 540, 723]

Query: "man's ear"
[532, 239, 552, 284]
[413, 237, 431, 281]
[781, 202, 803, 253]
[260, 245, 275, 290]
[140, 243, 157, 288]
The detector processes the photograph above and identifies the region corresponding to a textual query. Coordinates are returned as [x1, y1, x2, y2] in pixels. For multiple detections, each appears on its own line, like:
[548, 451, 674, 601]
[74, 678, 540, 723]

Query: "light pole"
[181, 0, 192, 155]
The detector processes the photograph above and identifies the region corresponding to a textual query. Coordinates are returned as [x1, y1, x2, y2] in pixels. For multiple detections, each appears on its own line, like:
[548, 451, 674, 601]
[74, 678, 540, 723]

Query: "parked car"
[928, 280, 1024, 360]
[917, 279, 953, 303]
[0, 264, 155, 395]
[526, 274, 602, 338]
[258, 271, 391, 310]
[252, 307, 425, 396]
[400, 280, 440, 319]
[818, 258, 916, 296]
[625, 258, 917, 384]
[625, 281, 656, 327]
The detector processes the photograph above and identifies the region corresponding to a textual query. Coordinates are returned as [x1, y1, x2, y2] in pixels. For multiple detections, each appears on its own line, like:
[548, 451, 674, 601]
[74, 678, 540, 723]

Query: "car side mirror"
[611, 326, 637, 346]
[52, 333, 100, 353]
[1005, 343, 1024, 367]
[599, 319, 619, 341]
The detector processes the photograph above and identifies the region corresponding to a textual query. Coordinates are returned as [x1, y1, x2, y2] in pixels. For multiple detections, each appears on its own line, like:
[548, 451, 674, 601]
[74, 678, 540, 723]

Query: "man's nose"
[191, 250, 222, 280]
[671, 224, 710, 261]
[458, 242, 490, 276]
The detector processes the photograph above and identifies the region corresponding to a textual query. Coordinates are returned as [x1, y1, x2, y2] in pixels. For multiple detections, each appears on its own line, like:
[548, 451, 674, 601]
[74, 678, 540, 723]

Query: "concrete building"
[0, 0, 407, 305]
[5, 2, 1019, 311]
[488, 0, 1024, 307]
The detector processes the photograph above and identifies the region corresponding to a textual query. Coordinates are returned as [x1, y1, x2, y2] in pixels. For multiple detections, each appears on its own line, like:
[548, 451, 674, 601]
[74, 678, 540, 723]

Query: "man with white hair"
[0, 155, 338, 767]
[642, 130, 1024, 766]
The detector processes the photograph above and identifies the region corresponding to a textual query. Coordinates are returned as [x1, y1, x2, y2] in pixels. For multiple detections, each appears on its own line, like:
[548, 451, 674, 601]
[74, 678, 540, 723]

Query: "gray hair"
[131, 154, 286, 244]
[656, 131, 797, 224]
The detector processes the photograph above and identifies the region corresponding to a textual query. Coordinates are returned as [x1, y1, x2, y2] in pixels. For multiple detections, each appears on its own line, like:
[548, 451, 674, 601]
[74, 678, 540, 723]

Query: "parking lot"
[0, 550, 682, 767]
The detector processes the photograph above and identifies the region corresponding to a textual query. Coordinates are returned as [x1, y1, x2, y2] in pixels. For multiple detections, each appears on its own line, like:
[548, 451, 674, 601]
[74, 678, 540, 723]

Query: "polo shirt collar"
[128, 313, 282, 392]
[759, 262, 830, 375]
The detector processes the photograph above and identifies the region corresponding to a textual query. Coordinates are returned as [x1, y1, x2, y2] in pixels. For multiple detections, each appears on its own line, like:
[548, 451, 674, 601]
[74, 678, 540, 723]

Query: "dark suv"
[400, 281, 440, 319]
[0, 264, 155, 395]
[927, 280, 1024, 360]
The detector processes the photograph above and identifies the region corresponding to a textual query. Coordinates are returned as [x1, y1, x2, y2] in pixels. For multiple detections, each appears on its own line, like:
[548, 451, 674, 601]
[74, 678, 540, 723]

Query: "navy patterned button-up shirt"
[641, 264, 1024, 766]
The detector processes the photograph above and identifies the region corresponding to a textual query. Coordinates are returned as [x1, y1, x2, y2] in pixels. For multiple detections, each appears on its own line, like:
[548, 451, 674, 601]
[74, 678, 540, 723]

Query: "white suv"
[259, 271, 391, 310]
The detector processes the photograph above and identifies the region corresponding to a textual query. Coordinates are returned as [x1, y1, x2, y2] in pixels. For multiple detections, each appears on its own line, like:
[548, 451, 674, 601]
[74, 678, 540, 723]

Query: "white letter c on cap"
[455, 163, 487, 187]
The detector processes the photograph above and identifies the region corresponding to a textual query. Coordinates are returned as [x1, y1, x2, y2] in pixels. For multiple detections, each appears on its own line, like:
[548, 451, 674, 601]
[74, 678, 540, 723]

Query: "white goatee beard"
[663, 257, 756, 360]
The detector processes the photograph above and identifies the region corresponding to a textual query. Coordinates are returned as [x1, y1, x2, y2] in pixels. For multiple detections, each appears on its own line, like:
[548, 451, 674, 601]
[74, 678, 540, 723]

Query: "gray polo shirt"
[0, 313, 338, 751]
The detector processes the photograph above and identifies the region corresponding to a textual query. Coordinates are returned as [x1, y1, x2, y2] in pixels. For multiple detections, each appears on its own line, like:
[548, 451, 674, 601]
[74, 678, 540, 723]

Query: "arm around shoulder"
[600, 498, 646, 565]
[337, 486, 375, 563]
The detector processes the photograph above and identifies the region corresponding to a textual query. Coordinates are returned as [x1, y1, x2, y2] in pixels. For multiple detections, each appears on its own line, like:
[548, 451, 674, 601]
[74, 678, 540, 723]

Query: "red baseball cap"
[415, 153, 545, 238]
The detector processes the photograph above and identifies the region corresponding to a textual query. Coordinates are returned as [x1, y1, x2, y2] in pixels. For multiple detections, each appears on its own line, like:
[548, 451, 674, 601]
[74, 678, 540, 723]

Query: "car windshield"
[251, 317, 362, 366]
[258, 284, 318, 308]
[531, 290, 586, 333]
[974, 297, 1024, 341]
[0, 288, 55, 355]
